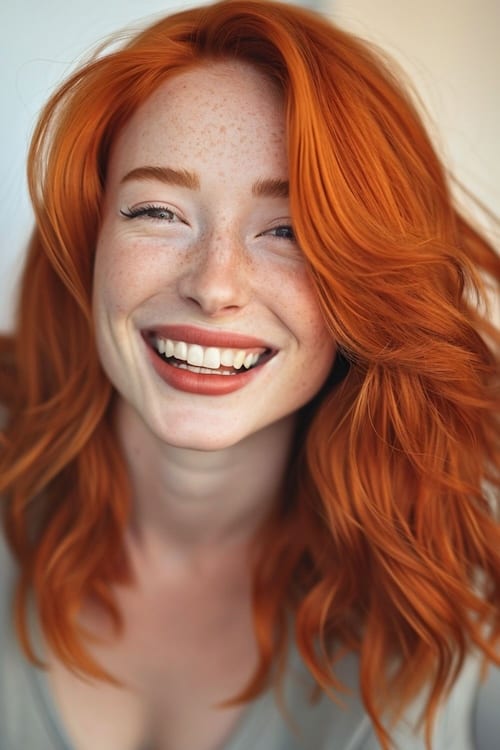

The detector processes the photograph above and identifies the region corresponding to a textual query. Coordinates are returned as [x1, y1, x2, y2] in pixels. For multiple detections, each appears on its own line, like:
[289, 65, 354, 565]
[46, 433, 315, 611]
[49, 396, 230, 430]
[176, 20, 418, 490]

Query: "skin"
[47, 61, 337, 750]
[92, 60, 337, 562]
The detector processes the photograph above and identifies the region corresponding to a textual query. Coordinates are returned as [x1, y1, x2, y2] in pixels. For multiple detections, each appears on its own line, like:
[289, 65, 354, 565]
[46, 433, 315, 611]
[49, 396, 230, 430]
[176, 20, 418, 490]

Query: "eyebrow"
[120, 166, 200, 190]
[252, 177, 289, 199]
[120, 166, 289, 198]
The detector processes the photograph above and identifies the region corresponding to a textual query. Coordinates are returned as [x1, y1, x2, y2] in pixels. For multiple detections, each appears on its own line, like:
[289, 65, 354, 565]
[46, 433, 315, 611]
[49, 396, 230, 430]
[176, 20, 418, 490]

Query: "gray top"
[1, 529, 499, 750]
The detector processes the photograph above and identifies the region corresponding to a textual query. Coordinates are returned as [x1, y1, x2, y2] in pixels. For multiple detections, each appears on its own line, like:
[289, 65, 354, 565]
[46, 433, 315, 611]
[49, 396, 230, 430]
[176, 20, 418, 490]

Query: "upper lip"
[145, 324, 275, 351]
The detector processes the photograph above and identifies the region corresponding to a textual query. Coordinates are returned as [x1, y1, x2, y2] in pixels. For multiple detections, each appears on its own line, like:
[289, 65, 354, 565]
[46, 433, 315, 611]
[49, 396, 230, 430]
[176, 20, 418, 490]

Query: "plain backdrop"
[1, 0, 499, 331]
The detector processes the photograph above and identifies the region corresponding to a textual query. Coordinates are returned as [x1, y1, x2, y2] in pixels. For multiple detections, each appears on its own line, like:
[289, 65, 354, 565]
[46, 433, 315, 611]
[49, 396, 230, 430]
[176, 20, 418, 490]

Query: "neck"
[115, 399, 296, 569]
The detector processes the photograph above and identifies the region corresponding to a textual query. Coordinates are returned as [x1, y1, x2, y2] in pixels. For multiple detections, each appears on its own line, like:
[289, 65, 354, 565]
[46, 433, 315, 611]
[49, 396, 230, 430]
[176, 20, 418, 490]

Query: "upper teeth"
[154, 337, 263, 370]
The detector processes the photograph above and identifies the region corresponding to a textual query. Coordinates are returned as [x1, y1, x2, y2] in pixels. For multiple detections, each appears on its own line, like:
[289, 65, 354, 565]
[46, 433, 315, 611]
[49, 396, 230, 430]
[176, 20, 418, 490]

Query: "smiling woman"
[93, 61, 335, 445]
[0, 1, 499, 750]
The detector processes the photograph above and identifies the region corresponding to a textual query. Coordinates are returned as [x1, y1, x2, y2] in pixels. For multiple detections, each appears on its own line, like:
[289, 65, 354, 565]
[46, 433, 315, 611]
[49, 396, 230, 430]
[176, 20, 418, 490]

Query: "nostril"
[177, 250, 250, 314]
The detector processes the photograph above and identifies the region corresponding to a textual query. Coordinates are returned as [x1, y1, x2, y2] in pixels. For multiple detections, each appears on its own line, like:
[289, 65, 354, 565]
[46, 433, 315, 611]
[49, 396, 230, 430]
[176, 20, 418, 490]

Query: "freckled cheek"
[294, 288, 336, 365]
[94, 239, 164, 314]
[93, 255, 128, 311]
[280, 274, 330, 338]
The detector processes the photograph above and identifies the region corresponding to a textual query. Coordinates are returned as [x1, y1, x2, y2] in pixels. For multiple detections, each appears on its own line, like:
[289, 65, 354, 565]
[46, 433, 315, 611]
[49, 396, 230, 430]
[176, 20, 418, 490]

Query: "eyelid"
[120, 203, 183, 222]
[261, 222, 296, 241]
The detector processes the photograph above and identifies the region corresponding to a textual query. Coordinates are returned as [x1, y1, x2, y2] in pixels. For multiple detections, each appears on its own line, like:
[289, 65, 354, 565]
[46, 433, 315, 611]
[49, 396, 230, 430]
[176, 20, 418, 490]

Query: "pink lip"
[145, 324, 274, 351]
[141, 324, 277, 396]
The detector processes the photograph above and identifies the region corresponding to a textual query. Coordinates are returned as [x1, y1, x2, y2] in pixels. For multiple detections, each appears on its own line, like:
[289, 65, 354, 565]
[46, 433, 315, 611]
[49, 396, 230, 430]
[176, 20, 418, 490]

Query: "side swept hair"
[1, 1, 499, 747]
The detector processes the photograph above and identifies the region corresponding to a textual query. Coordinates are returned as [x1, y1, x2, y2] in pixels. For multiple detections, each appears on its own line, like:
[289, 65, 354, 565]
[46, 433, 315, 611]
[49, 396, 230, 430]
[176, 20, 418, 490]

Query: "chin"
[147, 412, 252, 453]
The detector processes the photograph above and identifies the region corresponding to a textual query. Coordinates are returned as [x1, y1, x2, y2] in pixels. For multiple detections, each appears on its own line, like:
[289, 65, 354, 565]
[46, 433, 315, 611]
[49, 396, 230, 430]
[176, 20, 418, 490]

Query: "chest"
[46, 577, 258, 750]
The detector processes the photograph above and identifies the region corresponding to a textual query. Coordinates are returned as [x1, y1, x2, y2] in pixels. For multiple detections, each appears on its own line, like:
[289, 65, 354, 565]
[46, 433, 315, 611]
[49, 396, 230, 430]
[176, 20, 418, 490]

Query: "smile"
[153, 336, 266, 375]
[143, 328, 277, 395]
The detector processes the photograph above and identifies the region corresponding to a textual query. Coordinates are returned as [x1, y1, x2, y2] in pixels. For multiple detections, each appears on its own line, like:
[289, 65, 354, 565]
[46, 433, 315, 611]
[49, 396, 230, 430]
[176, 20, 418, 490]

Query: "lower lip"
[146, 343, 265, 395]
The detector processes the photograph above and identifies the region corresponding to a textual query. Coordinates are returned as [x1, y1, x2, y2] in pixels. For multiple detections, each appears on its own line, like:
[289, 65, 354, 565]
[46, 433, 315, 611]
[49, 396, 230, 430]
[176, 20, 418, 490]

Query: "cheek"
[289, 275, 333, 345]
[93, 231, 119, 305]
[271, 271, 336, 380]
[296, 284, 337, 369]
[93, 235, 152, 315]
[92, 269, 126, 330]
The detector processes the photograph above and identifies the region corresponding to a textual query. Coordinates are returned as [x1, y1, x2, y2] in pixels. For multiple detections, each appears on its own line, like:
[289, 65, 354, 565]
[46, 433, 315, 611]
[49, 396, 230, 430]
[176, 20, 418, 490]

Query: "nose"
[177, 230, 252, 316]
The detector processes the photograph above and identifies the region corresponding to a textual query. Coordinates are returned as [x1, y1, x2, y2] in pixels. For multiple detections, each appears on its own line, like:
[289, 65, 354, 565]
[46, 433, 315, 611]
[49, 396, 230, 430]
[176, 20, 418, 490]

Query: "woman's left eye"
[120, 204, 179, 222]
[263, 225, 296, 241]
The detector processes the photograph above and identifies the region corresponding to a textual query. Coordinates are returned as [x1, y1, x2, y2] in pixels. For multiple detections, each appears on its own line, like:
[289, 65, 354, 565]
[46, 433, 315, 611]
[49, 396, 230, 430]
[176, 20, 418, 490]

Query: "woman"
[1, 1, 499, 748]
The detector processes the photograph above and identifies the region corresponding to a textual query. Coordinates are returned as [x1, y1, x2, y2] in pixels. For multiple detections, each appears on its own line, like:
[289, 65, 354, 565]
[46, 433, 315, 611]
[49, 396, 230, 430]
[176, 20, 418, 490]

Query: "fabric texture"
[0, 528, 497, 750]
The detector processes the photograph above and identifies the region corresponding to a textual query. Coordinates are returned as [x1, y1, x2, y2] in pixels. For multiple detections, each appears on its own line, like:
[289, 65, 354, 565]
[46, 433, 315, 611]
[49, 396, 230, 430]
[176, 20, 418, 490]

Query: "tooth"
[174, 341, 187, 360]
[233, 350, 246, 369]
[221, 349, 235, 367]
[187, 344, 204, 366]
[165, 339, 175, 357]
[203, 347, 221, 369]
[251, 353, 260, 366]
[243, 352, 254, 369]
[157, 337, 166, 354]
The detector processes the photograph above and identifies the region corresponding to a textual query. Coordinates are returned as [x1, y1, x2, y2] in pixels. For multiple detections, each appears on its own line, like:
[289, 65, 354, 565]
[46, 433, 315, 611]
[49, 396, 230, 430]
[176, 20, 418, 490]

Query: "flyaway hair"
[1, 1, 499, 747]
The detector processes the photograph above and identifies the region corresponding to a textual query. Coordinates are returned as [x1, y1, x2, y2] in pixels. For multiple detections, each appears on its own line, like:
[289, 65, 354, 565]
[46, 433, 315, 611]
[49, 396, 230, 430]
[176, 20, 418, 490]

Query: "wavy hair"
[1, 1, 499, 747]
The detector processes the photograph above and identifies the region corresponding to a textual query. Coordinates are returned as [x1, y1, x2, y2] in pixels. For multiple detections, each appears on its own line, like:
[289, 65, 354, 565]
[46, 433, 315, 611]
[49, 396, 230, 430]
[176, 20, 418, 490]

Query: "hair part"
[1, 2, 499, 747]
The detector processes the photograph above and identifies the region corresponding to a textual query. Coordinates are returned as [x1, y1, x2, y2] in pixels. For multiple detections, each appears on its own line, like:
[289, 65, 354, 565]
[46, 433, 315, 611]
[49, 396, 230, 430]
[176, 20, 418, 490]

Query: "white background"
[1, 0, 499, 331]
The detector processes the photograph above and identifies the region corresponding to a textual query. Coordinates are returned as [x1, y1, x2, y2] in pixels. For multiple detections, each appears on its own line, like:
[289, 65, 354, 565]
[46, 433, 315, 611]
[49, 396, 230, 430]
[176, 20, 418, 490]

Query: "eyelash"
[264, 225, 296, 242]
[120, 205, 296, 242]
[120, 204, 178, 222]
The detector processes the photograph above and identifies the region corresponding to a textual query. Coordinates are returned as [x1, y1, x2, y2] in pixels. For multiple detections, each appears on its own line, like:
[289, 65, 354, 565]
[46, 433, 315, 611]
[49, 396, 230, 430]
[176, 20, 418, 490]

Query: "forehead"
[107, 61, 288, 181]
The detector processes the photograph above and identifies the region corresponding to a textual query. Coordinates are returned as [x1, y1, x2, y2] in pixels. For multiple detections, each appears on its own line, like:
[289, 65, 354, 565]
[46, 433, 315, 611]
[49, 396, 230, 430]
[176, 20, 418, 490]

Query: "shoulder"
[0, 522, 24, 742]
[0, 520, 16, 610]
[292, 650, 492, 750]
[378, 654, 499, 750]
[0, 525, 68, 748]
[473, 659, 500, 750]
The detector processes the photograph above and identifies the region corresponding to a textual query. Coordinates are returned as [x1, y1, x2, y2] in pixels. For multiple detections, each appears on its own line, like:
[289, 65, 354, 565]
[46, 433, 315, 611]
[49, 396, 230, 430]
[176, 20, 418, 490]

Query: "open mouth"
[148, 333, 276, 376]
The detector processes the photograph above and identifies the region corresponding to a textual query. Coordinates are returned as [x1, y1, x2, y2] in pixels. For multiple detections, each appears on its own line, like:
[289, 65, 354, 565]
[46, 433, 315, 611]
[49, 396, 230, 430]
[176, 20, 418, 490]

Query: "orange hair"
[1, 1, 499, 747]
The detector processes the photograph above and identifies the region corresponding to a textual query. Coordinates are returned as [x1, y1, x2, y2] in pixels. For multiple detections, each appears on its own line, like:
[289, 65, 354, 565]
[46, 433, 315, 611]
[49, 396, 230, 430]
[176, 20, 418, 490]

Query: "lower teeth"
[159, 353, 243, 375]
[172, 361, 237, 376]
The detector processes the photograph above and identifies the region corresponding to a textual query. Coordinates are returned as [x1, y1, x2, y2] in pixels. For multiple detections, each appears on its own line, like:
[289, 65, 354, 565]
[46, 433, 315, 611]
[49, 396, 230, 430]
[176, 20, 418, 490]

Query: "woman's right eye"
[120, 204, 179, 222]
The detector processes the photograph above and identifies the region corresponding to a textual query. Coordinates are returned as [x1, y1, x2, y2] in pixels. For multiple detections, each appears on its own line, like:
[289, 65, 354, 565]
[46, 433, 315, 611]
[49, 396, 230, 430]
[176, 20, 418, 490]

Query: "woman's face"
[93, 61, 336, 451]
